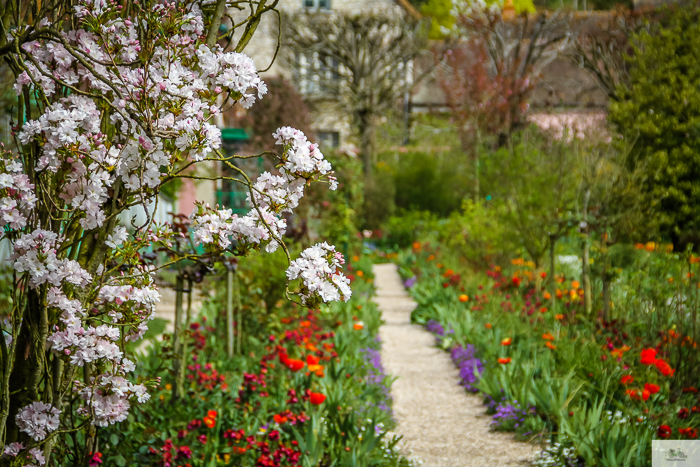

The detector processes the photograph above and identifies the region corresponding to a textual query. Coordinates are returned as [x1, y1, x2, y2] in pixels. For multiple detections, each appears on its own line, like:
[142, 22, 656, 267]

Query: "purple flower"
[451, 344, 484, 392]
[426, 320, 445, 336]
[404, 276, 417, 288]
[491, 401, 531, 431]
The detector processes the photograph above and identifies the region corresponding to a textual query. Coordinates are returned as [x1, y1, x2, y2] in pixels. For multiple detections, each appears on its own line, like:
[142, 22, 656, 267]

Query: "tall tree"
[284, 11, 427, 175]
[0, 0, 350, 462]
[608, 2, 700, 245]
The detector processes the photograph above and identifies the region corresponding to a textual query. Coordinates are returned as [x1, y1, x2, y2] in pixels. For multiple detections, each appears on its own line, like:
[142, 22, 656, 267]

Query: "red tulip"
[621, 375, 634, 385]
[306, 355, 320, 365]
[655, 359, 675, 377]
[680, 427, 699, 439]
[640, 348, 657, 365]
[658, 425, 672, 439]
[309, 392, 326, 405]
[287, 359, 304, 372]
[644, 383, 660, 394]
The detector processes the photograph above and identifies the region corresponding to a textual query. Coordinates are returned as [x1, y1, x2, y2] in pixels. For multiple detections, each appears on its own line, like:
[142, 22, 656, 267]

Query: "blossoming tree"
[0, 0, 350, 464]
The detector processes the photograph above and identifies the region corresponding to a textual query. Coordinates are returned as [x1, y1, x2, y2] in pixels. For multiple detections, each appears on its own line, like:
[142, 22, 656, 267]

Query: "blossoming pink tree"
[0, 0, 350, 464]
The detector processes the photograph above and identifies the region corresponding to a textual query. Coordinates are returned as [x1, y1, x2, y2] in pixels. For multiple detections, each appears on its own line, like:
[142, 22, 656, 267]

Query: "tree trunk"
[549, 234, 556, 314]
[359, 111, 375, 176]
[602, 249, 612, 322]
[177, 278, 193, 397]
[227, 270, 234, 357]
[6, 289, 46, 444]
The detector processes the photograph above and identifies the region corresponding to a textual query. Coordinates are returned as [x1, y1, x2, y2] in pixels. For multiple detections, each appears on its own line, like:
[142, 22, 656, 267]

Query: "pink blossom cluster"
[12, 230, 92, 289]
[0, 152, 36, 230]
[78, 374, 150, 427]
[286, 242, 352, 304]
[273, 127, 337, 188]
[192, 204, 287, 254]
[1, 442, 45, 466]
[15, 402, 61, 441]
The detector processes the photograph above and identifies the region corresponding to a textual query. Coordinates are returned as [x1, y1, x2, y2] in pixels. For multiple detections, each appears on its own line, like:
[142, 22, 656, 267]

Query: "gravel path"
[373, 263, 538, 467]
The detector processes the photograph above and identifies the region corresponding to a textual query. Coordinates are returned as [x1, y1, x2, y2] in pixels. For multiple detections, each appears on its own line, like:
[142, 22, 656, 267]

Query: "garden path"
[373, 263, 538, 467]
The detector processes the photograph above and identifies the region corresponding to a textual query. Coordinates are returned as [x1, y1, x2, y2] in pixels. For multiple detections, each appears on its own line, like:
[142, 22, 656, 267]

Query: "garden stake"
[235, 270, 243, 355]
[227, 269, 234, 357]
[172, 275, 184, 400]
[177, 277, 193, 399]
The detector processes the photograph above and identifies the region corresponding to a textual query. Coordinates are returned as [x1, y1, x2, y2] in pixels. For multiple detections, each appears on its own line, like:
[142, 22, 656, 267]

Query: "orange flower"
[412, 242, 421, 251]
[539, 307, 548, 313]
[309, 392, 326, 405]
[545, 341, 557, 350]
[571, 280, 580, 289]
[352, 255, 360, 262]
[556, 290, 563, 299]
[306, 342, 318, 351]
[543, 292, 551, 300]
[501, 337, 512, 346]
[274, 414, 288, 424]
[542, 333, 555, 341]
[625, 388, 650, 401]
[207, 410, 218, 419]
[485, 323, 492, 329]
[353, 322, 364, 330]
[611, 346, 630, 358]
[498, 357, 511, 364]
[644, 383, 660, 394]
[459, 294, 469, 302]
[679, 428, 699, 439]
[232, 447, 248, 454]
[645, 242, 655, 252]
[555, 314, 564, 320]
[443, 269, 454, 277]
[300, 321, 311, 328]
[307, 364, 324, 373]
[621, 375, 634, 385]
[203, 416, 216, 428]
[427, 255, 435, 261]
[436, 263, 443, 269]
[357, 270, 364, 277]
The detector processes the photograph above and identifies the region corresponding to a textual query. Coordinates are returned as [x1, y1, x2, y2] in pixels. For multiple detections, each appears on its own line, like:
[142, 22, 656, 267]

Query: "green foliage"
[421, 0, 454, 39]
[392, 151, 467, 216]
[480, 129, 579, 266]
[362, 164, 396, 229]
[609, 2, 700, 243]
[310, 151, 365, 249]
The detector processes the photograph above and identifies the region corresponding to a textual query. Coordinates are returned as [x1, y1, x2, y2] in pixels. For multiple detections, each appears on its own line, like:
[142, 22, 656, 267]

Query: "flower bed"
[92, 255, 411, 467]
[398, 243, 700, 467]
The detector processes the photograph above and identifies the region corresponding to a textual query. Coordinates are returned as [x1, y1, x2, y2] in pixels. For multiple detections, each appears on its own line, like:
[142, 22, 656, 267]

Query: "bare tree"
[437, 10, 571, 199]
[567, 9, 656, 102]
[284, 11, 427, 175]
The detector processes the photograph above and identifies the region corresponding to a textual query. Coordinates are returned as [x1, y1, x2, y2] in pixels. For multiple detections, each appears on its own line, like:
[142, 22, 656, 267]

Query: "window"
[294, 52, 339, 95]
[303, 0, 330, 8]
[317, 131, 340, 149]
